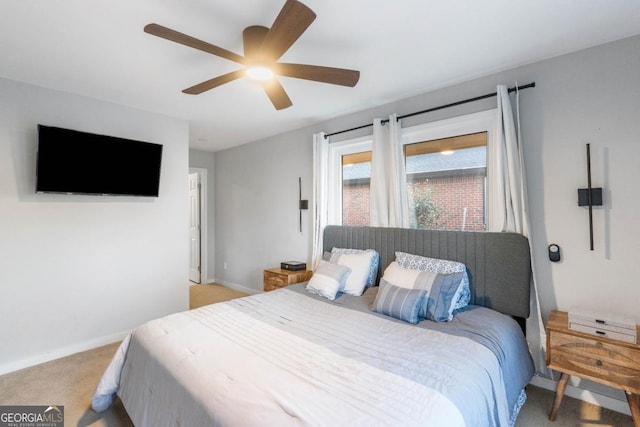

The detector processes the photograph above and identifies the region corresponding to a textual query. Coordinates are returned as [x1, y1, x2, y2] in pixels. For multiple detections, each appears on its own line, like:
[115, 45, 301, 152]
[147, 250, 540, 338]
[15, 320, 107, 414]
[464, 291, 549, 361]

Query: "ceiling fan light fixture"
[246, 65, 275, 81]
[144, 0, 359, 109]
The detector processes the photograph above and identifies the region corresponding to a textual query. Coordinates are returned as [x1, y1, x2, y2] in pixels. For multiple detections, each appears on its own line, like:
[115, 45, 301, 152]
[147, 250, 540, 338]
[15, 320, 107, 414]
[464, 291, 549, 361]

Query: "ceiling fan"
[144, 0, 360, 110]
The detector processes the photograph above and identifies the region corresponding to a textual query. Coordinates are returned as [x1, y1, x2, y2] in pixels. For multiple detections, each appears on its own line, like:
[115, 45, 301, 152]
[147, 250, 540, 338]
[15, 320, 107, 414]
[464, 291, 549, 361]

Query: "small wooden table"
[263, 268, 312, 292]
[546, 310, 640, 426]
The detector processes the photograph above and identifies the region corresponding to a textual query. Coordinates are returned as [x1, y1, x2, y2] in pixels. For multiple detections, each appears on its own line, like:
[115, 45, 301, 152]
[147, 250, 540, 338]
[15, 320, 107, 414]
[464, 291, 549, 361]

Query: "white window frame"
[402, 109, 497, 148]
[327, 109, 497, 227]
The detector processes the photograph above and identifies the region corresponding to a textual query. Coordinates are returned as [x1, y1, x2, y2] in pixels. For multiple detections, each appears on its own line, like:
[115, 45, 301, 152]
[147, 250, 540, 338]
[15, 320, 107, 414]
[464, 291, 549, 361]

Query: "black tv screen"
[36, 125, 163, 197]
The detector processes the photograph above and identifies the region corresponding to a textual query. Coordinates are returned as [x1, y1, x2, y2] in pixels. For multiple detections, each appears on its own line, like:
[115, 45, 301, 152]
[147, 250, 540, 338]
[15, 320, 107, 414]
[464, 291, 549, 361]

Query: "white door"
[189, 173, 201, 283]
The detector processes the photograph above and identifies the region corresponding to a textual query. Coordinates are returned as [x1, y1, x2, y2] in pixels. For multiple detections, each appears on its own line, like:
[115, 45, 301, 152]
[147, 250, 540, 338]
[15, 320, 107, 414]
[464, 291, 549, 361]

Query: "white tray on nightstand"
[568, 308, 637, 344]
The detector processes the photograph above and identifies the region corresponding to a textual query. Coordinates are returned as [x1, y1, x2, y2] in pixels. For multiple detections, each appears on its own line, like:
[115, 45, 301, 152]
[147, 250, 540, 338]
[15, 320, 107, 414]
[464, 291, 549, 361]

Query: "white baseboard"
[0, 330, 130, 376]
[213, 279, 261, 295]
[529, 374, 631, 416]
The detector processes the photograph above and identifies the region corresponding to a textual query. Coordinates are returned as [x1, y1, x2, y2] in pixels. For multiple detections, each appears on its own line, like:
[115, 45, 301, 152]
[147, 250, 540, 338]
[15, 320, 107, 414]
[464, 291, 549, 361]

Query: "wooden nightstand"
[263, 268, 312, 292]
[546, 310, 640, 426]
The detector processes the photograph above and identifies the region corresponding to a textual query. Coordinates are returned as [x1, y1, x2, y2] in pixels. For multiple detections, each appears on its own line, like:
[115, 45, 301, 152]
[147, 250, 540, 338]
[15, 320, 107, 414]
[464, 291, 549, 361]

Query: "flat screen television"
[36, 125, 163, 197]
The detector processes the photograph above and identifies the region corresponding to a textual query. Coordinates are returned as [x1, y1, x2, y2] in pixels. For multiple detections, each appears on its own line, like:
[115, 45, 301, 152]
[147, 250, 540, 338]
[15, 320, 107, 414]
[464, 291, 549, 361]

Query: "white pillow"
[381, 261, 427, 289]
[306, 260, 351, 300]
[330, 251, 374, 296]
[330, 248, 380, 288]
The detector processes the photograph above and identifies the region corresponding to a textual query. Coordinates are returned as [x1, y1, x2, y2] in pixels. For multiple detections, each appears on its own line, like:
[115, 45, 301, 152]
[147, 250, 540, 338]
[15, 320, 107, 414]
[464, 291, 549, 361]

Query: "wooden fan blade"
[259, 0, 316, 61]
[144, 23, 246, 65]
[276, 63, 360, 87]
[243, 25, 269, 59]
[182, 69, 245, 95]
[261, 79, 293, 110]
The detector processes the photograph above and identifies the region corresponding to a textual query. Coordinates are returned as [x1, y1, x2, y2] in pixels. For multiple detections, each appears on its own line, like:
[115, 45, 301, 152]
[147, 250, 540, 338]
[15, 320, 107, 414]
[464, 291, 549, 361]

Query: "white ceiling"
[2, 1, 640, 152]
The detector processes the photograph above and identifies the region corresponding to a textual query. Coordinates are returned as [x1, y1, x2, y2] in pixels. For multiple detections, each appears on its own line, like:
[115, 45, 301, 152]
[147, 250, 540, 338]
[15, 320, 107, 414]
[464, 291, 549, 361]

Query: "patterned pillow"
[331, 248, 380, 289]
[306, 260, 352, 300]
[329, 251, 375, 296]
[395, 251, 470, 313]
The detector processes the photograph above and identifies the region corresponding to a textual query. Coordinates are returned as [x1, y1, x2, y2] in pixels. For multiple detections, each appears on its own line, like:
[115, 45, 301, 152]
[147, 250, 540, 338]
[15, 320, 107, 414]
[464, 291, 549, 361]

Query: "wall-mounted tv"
[36, 125, 163, 197]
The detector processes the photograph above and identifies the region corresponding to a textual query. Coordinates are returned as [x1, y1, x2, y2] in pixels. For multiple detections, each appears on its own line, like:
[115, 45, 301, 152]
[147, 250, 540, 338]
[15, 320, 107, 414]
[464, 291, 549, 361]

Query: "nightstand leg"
[549, 372, 570, 421]
[626, 392, 640, 427]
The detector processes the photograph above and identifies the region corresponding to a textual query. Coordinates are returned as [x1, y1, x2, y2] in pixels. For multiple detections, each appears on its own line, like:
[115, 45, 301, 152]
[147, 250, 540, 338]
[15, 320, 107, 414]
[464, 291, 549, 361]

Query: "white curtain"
[369, 114, 410, 227]
[311, 132, 329, 269]
[490, 84, 550, 377]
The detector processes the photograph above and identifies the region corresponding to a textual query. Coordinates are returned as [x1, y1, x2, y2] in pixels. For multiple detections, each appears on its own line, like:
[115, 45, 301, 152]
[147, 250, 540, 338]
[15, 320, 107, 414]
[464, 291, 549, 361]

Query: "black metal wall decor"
[299, 177, 308, 232]
[578, 143, 602, 250]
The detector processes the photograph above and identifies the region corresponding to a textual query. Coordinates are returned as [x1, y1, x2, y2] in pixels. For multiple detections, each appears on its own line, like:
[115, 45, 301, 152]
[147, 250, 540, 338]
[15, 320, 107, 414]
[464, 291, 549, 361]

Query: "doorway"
[189, 169, 207, 284]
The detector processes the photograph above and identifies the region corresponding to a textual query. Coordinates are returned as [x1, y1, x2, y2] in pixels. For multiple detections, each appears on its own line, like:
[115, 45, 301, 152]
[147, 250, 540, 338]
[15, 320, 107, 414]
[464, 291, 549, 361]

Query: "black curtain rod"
[324, 82, 535, 139]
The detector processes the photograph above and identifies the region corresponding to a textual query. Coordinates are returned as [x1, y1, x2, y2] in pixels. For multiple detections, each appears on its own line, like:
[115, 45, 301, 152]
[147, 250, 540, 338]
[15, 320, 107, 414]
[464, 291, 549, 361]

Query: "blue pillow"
[395, 251, 470, 312]
[371, 280, 427, 324]
[424, 270, 465, 322]
[372, 261, 465, 323]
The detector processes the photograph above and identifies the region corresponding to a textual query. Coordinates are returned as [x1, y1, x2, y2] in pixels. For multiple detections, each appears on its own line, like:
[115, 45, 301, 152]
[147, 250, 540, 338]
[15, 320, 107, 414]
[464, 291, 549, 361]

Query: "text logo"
[0, 405, 64, 427]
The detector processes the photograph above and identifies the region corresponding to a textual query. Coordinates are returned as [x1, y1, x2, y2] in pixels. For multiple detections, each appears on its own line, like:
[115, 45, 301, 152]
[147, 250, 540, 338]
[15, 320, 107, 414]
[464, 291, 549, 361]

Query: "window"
[328, 109, 496, 230]
[342, 151, 371, 225]
[328, 136, 372, 226]
[405, 132, 487, 231]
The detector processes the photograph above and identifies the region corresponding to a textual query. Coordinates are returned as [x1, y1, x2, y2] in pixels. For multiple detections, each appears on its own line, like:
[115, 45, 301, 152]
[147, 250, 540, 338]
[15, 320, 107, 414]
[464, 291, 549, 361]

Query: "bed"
[92, 226, 535, 426]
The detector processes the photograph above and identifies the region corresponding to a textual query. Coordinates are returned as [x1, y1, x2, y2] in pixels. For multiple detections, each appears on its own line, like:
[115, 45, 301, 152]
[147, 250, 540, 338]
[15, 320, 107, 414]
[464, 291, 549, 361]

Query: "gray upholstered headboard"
[323, 225, 531, 319]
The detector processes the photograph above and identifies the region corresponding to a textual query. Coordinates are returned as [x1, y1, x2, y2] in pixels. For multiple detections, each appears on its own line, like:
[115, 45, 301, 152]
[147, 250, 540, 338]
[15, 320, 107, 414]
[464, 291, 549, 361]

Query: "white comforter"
[93, 289, 515, 426]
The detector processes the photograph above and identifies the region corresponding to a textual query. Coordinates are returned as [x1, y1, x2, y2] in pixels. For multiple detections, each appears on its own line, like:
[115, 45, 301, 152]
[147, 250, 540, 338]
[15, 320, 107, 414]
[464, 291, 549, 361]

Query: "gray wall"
[0, 78, 189, 373]
[214, 134, 313, 294]
[214, 34, 640, 407]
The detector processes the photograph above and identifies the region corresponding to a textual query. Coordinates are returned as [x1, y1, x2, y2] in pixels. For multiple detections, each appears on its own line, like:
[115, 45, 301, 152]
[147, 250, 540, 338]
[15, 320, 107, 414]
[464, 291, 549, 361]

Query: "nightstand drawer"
[264, 271, 290, 288]
[263, 268, 312, 292]
[550, 332, 640, 370]
[549, 330, 640, 392]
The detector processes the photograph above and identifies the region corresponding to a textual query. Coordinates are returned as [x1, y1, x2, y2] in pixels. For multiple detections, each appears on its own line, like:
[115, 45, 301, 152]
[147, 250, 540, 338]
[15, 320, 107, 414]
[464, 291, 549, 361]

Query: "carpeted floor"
[189, 282, 248, 309]
[0, 283, 634, 426]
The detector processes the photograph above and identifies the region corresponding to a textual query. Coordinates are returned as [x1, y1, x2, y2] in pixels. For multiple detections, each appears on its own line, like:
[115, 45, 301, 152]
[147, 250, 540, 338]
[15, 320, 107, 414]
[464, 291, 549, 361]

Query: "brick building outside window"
[342, 144, 486, 231]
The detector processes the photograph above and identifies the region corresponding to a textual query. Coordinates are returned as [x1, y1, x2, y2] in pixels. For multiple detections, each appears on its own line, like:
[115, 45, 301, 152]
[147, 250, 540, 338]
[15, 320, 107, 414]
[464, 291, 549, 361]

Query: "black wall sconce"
[299, 177, 308, 233]
[578, 143, 603, 250]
